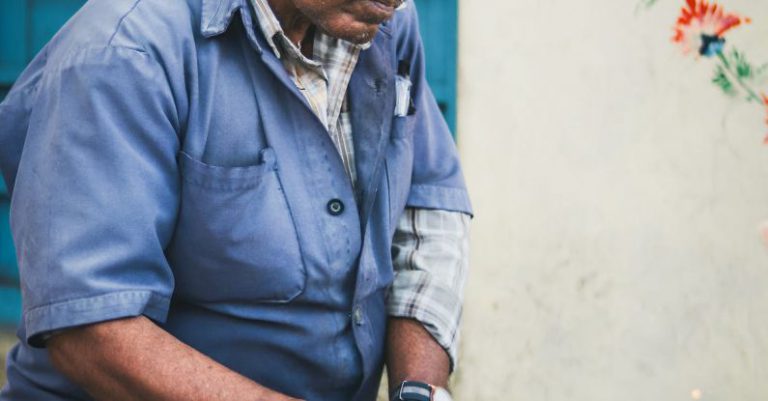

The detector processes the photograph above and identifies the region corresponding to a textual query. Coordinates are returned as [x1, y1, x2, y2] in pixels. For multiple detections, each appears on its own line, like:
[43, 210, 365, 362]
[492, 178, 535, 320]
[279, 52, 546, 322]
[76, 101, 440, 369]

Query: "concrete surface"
[453, 0, 768, 400]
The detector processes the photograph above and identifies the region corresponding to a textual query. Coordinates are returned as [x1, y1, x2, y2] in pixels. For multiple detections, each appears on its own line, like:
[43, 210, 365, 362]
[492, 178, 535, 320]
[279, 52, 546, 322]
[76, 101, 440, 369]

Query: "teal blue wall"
[414, 0, 458, 132]
[0, 178, 19, 328]
[0, 1, 87, 90]
[0, 0, 458, 327]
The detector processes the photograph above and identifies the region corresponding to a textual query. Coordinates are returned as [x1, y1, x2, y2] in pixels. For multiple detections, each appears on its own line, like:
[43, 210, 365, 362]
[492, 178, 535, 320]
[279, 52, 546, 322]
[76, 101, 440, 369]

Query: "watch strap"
[392, 380, 433, 401]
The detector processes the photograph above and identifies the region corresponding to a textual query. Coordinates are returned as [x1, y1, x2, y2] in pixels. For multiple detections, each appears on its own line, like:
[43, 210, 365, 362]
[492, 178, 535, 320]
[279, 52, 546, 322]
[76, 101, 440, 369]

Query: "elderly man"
[0, 0, 471, 400]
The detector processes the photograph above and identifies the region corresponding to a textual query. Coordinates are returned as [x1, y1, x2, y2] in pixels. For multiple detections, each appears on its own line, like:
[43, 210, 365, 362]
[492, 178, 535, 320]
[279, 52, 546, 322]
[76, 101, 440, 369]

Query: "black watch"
[391, 380, 453, 401]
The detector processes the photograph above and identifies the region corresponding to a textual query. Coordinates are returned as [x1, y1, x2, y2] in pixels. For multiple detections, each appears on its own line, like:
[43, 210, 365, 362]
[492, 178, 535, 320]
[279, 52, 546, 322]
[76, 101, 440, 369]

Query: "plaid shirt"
[250, 0, 470, 367]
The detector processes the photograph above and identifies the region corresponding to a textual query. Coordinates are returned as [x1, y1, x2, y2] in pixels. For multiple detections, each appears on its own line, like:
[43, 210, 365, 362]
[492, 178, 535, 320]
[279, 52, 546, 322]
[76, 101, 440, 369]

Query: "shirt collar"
[200, 0, 250, 38]
[249, 0, 295, 59]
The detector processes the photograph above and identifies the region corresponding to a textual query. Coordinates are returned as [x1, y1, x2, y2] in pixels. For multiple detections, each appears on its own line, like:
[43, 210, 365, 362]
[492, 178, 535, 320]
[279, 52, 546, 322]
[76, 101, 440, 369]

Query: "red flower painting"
[673, 0, 750, 56]
[662, 0, 768, 143]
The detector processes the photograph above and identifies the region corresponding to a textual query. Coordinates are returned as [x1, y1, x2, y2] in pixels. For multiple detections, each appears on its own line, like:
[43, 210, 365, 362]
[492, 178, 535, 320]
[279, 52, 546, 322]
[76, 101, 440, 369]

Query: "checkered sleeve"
[388, 207, 471, 370]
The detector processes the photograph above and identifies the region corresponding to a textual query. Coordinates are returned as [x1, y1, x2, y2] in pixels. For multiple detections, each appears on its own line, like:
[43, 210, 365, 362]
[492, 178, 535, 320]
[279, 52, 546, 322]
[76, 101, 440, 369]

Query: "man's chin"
[320, 23, 380, 45]
[346, 29, 378, 44]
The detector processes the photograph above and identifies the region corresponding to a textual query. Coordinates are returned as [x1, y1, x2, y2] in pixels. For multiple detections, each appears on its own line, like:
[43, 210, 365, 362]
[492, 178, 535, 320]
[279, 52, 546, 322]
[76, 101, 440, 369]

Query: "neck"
[266, 0, 313, 47]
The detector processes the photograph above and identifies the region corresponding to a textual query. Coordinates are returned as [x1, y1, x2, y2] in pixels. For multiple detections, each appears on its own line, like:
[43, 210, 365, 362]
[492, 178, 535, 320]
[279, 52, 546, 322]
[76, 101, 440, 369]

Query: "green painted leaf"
[712, 65, 736, 96]
[731, 49, 753, 79]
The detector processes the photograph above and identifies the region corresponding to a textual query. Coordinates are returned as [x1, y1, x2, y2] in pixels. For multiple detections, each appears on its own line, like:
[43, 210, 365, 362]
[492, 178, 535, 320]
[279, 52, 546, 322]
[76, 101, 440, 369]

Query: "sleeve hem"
[24, 290, 171, 348]
[406, 185, 473, 217]
[386, 273, 463, 371]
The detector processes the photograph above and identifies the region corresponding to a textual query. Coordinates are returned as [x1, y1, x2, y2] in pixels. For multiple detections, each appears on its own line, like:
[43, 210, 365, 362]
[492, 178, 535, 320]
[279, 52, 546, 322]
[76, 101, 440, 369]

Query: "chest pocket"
[167, 147, 306, 304]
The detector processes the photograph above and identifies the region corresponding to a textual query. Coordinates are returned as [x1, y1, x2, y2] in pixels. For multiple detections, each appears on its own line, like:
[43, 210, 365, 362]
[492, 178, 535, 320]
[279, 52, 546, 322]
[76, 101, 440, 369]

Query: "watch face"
[396, 381, 453, 401]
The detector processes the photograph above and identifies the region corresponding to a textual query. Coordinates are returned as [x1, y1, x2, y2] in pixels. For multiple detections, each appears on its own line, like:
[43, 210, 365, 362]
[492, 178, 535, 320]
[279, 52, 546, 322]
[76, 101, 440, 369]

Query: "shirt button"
[353, 306, 364, 325]
[327, 199, 345, 216]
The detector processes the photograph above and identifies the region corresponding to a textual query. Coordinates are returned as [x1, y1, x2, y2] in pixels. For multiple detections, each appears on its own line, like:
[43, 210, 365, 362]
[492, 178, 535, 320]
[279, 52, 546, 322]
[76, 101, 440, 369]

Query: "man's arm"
[386, 318, 450, 390]
[47, 316, 301, 401]
[386, 208, 471, 395]
[384, 4, 472, 396]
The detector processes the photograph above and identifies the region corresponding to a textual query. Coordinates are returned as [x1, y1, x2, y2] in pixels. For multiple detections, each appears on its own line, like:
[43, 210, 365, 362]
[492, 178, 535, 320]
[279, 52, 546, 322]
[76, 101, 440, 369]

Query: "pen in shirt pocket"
[395, 60, 414, 117]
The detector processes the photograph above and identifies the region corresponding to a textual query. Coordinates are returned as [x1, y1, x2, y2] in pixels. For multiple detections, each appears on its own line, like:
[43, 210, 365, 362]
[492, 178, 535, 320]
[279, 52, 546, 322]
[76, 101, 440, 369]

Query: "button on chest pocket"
[168, 148, 306, 304]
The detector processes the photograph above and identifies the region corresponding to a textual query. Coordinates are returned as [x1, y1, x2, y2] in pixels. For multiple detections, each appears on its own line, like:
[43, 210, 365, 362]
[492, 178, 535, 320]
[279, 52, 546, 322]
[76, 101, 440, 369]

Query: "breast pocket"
[168, 147, 306, 304]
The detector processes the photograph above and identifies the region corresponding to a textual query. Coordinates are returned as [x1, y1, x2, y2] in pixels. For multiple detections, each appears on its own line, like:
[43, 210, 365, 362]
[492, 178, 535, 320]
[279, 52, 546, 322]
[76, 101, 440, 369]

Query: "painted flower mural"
[643, 0, 768, 142]
[672, 0, 749, 57]
[640, 0, 768, 245]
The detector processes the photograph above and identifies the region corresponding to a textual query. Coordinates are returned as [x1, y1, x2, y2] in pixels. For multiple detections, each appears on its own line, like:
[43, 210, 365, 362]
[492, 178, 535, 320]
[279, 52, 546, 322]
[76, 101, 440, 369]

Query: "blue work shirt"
[0, 0, 472, 400]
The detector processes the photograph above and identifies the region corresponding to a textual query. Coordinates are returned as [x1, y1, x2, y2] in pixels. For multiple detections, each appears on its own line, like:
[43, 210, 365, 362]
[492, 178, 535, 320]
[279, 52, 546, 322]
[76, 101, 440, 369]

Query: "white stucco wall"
[454, 0, 768, 400]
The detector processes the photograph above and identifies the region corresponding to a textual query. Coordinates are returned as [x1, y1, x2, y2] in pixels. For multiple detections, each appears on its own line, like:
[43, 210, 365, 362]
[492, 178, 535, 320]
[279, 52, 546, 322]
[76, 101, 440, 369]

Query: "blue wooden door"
[414, 0, 458, 133]
[0, 0, 87, 98]
[0, 0, 458, 327]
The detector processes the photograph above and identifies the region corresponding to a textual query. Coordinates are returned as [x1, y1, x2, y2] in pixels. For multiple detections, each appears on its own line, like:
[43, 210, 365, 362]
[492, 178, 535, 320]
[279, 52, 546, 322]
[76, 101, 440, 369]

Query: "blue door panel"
[30, 0, 87, 52]
[0, 286, 22, 329]
[0, 196, 19, 326]
[0, 201, 17, 284]
[0, 1, 28, 85]
[415, 0, 458, 133]
[0, 0, 86, 89]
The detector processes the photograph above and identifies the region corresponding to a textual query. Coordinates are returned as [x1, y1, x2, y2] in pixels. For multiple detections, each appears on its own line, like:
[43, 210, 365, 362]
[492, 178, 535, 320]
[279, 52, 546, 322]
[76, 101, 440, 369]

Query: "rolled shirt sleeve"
[386, 2, 473, 370]
[395, 3, 472, 217]
[388, 207, 471, 370]
[8, 46, 180, 346]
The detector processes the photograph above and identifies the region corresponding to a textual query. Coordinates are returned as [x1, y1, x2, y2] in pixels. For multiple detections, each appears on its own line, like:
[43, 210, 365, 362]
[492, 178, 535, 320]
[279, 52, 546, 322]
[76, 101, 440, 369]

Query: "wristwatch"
[391, 380, 454, 401]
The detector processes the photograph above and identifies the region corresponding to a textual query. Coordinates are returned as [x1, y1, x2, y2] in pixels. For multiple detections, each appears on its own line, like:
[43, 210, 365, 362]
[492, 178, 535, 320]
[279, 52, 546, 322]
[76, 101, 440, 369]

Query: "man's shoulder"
[391, 1, 420, 31]
[1, 0, 201, 140]
[387, 2, 422, 59]
[45, 0, 200, 64]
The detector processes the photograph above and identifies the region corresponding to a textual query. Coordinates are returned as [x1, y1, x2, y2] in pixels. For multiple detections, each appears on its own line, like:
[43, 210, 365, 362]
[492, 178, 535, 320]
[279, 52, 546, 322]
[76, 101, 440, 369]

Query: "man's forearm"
[47, 316, 301, 401]
[385, 317, 450, 393]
